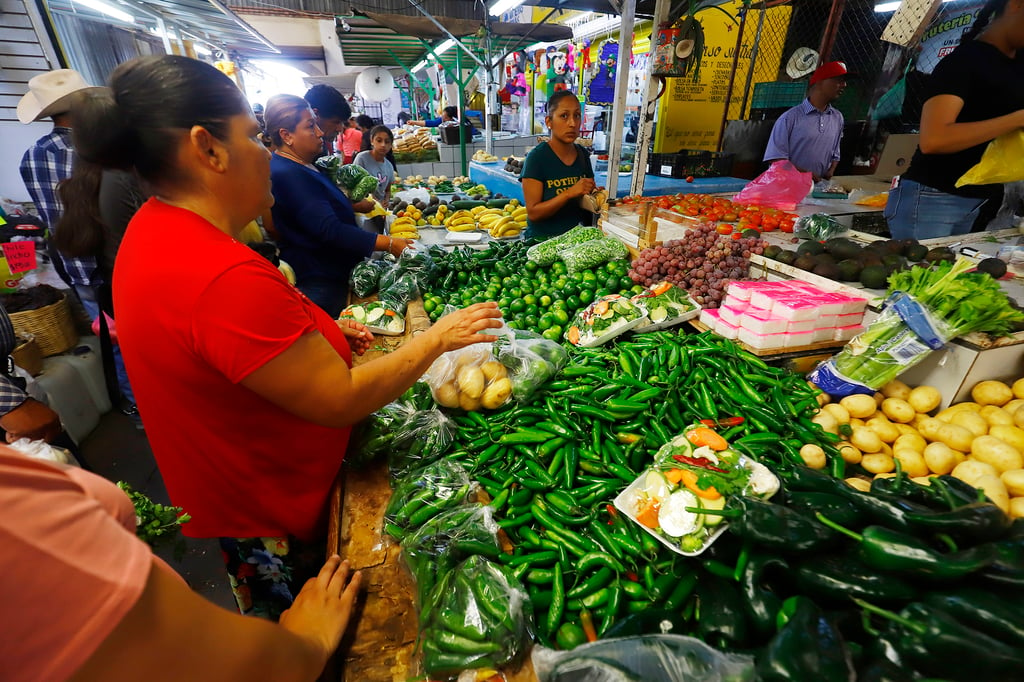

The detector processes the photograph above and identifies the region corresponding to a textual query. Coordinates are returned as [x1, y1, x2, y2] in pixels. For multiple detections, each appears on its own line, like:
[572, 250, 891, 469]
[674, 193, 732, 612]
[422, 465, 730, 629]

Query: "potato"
[456, 365, 485, 399]
[952, 459, 1000, 486]
[893, 449, 929, 477]
[1014, 405, 1024, 430]
[908, 386, 942, 414]
[911, 413, 931, 428]
[988, 425, 1024, 453]
[881, 379, 912, 400]
[972, 380, 1013, 407]
[923, 442, 962, 475]
[862, 453, 896, 474]
[1009, 497, 1024, 519]
[881, 398, 915, 423]
[799, 444, 827, 470]
[867, 418, 900, 444]
[970, 435, 1024, 472]
[822, 403, 851, 425]
[979, 405, 1014, 427]
[950, 410, 989, 438]
[811, 410, 839, 436]
[849, 417, 866, 429]
[916, 418, 945, 442]
[877, 441, 894, 457]
[1003, 398, 1024, 415]
[838, 442, 862, 464]
[874, 392, 886, 407]
[1000, 468, 1024, 497]
[480, 360, 507, 382]
[935, 423, 975, 452]
[809, 381, 830, 406]
[974, 474, 1010, 514]
[894, 423, 921, 437]
[458, 392, 481, 411]
[874, 472, 898, 479]
[894, 433, 927, 453]
[910, 476, 934, 486]
[841, 394, 878, 419]
[850, 426, 884, 453]
[481, 377, 513, 409]
[845, 477, 872, 492]
[435, 382, 460, 408]
[1013, 378, 1024, 400]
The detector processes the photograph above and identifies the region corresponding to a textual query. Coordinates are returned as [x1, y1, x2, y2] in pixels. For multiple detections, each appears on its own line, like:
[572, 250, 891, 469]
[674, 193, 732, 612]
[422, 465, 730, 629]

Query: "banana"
[511, 208, 528, 221]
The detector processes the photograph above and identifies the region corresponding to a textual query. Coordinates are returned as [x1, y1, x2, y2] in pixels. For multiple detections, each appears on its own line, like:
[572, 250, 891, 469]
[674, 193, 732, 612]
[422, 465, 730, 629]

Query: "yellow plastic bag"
[956, 130, 1024, 187]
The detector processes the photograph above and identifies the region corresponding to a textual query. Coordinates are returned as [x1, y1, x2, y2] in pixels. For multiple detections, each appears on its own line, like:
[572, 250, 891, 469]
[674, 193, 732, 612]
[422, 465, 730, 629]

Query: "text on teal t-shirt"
[520, 142, 594, 238]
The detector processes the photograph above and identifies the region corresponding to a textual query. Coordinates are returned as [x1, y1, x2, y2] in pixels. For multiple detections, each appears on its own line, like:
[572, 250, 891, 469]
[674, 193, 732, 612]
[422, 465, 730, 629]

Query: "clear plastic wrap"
[793, 213, 846, 241]
[560, 237, 629, 274]
[377, 271, 420, 315]
[492, 326, 569, 402]
[348, 401, 455, 473]
[349, 259, 387, 299]
[338, 301, 405, 335]
[526, 226, 604, 265]
[383, 459, 473, 541]
[419, 554, 535, 680]
[424, 343, 513, 411]
[565, 294, 645, 347]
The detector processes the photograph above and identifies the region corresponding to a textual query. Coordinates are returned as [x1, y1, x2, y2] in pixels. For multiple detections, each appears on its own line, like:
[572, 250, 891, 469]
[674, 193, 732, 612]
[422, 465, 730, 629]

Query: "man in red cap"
[764, 61, 850, 182]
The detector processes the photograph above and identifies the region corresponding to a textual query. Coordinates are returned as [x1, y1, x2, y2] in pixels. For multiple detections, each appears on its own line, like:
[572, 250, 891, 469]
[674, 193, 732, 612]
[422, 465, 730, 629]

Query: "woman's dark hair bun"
[73, 89, 138, 170]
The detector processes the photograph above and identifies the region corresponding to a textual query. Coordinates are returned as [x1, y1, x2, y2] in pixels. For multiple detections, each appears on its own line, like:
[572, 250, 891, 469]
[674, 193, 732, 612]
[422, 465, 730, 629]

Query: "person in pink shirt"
[0, 445, 361, 682]
[340, 117, 364, 163]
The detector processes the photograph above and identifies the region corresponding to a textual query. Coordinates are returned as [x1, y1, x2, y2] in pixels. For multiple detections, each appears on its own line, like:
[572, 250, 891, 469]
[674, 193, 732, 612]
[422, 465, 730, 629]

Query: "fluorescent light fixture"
[874, 0, 955, 12]
[434, 38, 456, 55]
[573, 15, 621, 39]
[76, 0, 134, 23]
[489, 0, 526, 17]
[412, 59, 431, 72]
[194, 44, 212, 56]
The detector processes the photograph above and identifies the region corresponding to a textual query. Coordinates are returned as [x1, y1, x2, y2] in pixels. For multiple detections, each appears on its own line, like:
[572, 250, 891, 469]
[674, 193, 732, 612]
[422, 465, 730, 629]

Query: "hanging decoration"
[545, 50, 571, 98]
[586, 39, 619, 106]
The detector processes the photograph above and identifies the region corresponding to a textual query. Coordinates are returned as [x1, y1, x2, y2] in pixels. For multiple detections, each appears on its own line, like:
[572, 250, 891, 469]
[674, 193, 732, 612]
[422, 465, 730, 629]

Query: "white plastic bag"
[7, 437, 79, 466]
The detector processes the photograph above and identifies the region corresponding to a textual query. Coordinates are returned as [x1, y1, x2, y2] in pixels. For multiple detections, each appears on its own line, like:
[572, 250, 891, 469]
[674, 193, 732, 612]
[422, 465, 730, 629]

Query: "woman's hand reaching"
[337, 319, 374, 355]
[427, 301, 504, 353]
[279, 556, 362, 664]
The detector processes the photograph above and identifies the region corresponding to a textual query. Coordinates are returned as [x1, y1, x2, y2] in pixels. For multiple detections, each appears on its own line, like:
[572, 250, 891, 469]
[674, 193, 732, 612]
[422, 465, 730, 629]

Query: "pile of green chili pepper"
[383, 459, 473, 541]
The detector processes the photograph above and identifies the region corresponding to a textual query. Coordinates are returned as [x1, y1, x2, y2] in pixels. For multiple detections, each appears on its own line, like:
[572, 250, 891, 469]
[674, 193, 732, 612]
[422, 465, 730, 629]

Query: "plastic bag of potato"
[424, 344, 513, 411]
[810, 376, 1024, 519]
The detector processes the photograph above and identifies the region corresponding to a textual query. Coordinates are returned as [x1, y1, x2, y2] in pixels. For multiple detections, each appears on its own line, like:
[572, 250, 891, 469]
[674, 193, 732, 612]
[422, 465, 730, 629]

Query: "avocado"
[764, 244, 783, 260]
[859, 251, 884, 268]
[881, 239, 904, 255]
[777, 250, 798, 266]
[977, 257, 1008, 279]
[813, 262, 840, 280]
[837, 259, 862, 282]
[742, 228, 761, 239]
[797, 240, 826, 257]
[881, 254, 907, 273]
[794, 255, 818, 271]
[814, 253, 837, 266]
[905, 244, 928, 262]
[825, 237, 861, 261]
[860, 264, 889, 289]
[925, 247, 955, 263]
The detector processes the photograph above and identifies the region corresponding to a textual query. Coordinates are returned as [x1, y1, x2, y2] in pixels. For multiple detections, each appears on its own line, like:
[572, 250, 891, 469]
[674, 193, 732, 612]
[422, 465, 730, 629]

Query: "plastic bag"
[793, 213, 845, 241]
[383, 459, 473, 541]
[424, 342, 513, 411]
[631, 282, 700, 332]
[566, 294, 646, 347]
[350, 174, 379, 202]
[956, 129, 1024, 187]
[349, 259, 387, 298]
[377, 271, 420, 314]
[561, 237, 630, 274]
[348, 400, 455, 472]
[733, 160, 813, 211]
[527, 225, 604, 265]
[7, 437, 79, 466]
[532, 635, 755, 682]
[337, 163, 370, 189]
[402, 504, 501, 606]
[492, 326, 569, 402]
[385, 246, 438, 291]
[419, 554, 534, 680]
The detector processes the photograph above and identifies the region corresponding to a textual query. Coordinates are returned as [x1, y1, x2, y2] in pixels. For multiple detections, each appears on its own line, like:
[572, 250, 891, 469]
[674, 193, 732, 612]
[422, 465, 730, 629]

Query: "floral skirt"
[219, 535, 325, 620]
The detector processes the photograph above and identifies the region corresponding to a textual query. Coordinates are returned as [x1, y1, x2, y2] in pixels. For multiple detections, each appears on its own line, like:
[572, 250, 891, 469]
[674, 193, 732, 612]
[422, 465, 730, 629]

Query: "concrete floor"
[80, 410, 237, 611]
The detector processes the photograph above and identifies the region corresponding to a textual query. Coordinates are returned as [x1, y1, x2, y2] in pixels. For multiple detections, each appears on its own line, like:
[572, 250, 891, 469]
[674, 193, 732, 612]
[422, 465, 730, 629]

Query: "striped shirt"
[19, 128, 99, 288]
[0, 302, 27, 416]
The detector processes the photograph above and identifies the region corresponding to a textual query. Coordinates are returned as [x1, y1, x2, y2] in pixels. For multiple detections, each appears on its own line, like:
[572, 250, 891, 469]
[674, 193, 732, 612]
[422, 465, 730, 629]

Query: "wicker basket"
[8, 293, 78, 357]
[11, 333, 43, 376]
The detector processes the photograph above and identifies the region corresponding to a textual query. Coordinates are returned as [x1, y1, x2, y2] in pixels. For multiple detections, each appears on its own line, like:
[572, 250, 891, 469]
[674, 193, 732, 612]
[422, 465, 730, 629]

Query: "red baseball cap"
[810, 61, 852, 85]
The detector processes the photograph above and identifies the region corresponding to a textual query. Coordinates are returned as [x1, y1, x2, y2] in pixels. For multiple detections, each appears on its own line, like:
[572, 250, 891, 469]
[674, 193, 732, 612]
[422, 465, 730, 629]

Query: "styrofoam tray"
[571, 315, 644, 348]
[633, 306, 701, 333]
[446, 231, 483, 243]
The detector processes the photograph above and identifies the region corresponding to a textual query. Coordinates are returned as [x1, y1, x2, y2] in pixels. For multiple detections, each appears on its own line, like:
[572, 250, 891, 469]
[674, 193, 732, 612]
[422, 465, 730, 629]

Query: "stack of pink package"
[699, 280, 867, 350]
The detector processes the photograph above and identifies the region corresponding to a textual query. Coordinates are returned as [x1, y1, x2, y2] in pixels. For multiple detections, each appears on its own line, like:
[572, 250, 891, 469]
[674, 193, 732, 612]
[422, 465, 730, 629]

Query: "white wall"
[241, 16, 324, 46]
[0, 121, 54, 203]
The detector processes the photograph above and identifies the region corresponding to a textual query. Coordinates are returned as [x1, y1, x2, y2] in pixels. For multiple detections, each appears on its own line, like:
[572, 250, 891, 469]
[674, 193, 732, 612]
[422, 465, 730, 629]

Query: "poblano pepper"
[795, 554, 918, 603]
[924, 587, 1024, 647]
[903, 501, 1012, 544]
[740, 554, 788, 638]
[694, 497, 836, 553]
[756, 596, 855, 682]
[695, 573, 749, 649]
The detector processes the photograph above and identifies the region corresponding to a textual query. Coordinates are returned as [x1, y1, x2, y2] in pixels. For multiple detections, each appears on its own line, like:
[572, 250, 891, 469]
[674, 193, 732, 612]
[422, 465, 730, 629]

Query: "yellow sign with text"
[655, 1, 792, 152]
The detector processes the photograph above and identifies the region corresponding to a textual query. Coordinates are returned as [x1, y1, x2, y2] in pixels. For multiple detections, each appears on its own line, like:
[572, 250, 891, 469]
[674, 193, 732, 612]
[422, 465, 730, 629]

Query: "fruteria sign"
[915, 2, 983, 74]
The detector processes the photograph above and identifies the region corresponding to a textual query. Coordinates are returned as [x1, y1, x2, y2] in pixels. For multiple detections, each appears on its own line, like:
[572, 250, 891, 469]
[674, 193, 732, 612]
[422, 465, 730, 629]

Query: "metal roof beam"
[404, 0, 484, 68]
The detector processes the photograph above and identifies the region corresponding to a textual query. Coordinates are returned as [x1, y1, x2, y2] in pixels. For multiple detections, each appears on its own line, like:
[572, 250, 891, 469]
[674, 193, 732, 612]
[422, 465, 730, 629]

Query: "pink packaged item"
[818, 314, 839, 327]
[830, 294, 868, 315]
[835, 311, 865, 327]
[717, 317, 740, 340]
[748, 282, 799, 310]
[738, 327, 787, 350]
[771, 296, 820, 322]
[811, 327, 836, 343]
[718, 305, 744, 327]
[725, 280, 760, 302]
[785, 329, 816, 347]
[699, 308, 721, 328]
[815, 293, 847, 316]
[834, 324, 865, 342]
[787, 318, 817, 333]
[740, 308, 788, 335]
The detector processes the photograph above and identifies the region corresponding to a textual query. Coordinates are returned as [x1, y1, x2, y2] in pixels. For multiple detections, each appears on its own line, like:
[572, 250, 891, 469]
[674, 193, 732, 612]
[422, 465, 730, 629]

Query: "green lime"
[566, 295, 581, 311]
[510, 298, 526, 313]
[423, 298, 437, 314]
[578, 289, 594, 305]
[582, 271, 598, 283]
[524, 314, 539, 329]
[507, 320, 520, 330]
[556, 623, 587, 650]
[525, 261, 538, 272]
[538, 314, 554, 331]
[524, 303, 539, 317]
[510, 287, 523, 298]
[523, 294, 538, 306]
[539, 294, 553, 308]
[542, 327, 562, 341]
[457, 271, 469, 284]
[620, 276, 635, 291]
[553, 309, 570, 325]
[605, 261, 619, 273]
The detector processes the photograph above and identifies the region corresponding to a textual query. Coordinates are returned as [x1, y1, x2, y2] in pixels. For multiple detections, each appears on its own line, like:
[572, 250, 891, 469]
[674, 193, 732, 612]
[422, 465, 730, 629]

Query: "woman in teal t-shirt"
[521, 91, 597, 239]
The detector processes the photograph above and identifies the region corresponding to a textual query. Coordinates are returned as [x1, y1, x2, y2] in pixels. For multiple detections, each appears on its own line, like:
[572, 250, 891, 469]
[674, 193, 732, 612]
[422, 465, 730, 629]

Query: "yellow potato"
[1014, 405, 1024, 430]
[894, 433, 927, 453]
[950, 410, 989, 438]
[838, 442, 862, 464]
[973, 380, 1013, 407]
[881, 398, 915, 423]
[989, 425, 1024, 453]
[845, 477, 872, 492]
[862, 453, 896, 474]
[910, 476, 934, 486]
[1009, 497, 1024, 519]
[999, 468, 1024, 497]
[908, 386, 942, 414]
[877, 441, 894, 457]
[458, 392, 482, 411]
[923, 442, 961, 475]
[881, 380, 912, 400]
[822, 403, 851, 425]
[970, 435, 1024, 473]
[874, 392, 886, 407]
[456, 365, 486, 399]
[911, 413, 931, 428]
[866, 418, 900, 444]
[980, 405, 1014, 427]
[893, 449, 929, 478]
[927, 421, 975, 452]
[851, 426, 884, 454]
[874, 472, 898, 480]
[811, 410, 839, 436]
[894, 423, 921, 437]
[952, 459, 1000, 486]
[435, 382, 460, 408]
[799, 444, 827, 470]
[481, 377, 512, 409]
[974, 474, 1010, 514]
[1003, 398, 1024, 415]
[840, 394, 878, 419]
[1013, 378, 1024, 400]
[808, 382, 830, 406]
[849, 417, 866, 429]
[916, 418, 945, 442]
[480, 360, 507, 382]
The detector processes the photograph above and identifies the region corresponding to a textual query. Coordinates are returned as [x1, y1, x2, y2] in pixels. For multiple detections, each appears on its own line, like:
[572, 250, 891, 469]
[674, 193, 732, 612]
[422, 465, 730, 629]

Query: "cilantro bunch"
[117, 481, 191, 548]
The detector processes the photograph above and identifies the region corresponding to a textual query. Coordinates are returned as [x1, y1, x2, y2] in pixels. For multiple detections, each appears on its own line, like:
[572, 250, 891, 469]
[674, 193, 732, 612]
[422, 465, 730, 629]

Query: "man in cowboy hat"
[18, 69, 103, 313]
[763, 61, 852, 183]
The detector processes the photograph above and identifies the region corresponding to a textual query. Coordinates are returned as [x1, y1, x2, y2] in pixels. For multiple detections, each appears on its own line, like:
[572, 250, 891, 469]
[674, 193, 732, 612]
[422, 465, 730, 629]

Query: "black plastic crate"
[647, 150, 734, 178]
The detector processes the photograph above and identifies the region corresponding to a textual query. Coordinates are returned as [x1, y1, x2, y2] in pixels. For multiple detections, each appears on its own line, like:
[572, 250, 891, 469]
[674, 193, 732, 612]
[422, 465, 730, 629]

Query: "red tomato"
[722, 212, 739, 222]
[731, 232, 743, 240]
[716, 223, 733, 235]
[780, 220, 795, 233]
[686, 176, 695, 183]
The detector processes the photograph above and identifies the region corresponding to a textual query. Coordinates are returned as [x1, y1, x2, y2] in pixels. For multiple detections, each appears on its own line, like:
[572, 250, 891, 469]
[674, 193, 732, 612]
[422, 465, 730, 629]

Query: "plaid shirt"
[19, 128, 98, 288]
[0, 303, 26, 416]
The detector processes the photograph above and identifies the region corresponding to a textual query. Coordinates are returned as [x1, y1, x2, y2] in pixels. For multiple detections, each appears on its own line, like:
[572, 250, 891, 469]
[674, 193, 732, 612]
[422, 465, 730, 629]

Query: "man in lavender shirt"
[764, 61, 851, 182]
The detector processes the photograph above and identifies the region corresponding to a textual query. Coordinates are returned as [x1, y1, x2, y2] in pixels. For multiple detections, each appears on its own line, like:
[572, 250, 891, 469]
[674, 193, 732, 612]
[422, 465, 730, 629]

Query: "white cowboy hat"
[785, 47, 820, 80]
[17, 69, 104, 124]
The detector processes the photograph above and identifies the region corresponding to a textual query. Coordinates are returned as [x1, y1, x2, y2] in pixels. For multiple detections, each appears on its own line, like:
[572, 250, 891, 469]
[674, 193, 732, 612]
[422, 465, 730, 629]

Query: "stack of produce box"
[699, 281, 867, 350]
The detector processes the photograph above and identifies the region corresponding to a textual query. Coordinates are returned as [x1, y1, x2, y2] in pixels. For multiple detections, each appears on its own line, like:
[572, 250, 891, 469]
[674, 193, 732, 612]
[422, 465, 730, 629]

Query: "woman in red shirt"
[73, 55, 501, 620]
